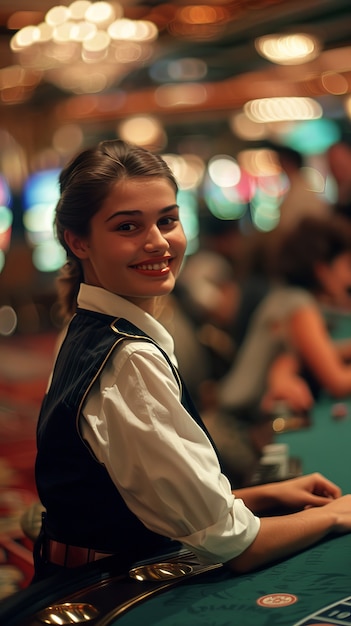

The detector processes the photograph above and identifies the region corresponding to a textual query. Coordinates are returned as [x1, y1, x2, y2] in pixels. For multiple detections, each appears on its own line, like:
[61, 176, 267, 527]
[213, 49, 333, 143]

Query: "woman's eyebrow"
[105, 204, 179, 223]
[158, 204, 179, 214]
[105, 210, 139, 223]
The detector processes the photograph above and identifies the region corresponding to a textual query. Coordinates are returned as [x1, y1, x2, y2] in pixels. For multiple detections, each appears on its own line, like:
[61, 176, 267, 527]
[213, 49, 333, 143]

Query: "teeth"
[136, 261, 168, 270]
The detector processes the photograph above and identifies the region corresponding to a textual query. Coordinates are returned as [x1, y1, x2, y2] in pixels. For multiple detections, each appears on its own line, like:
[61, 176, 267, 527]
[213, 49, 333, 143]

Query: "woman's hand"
[270, 473, 341, 510]
[235, 473, 341, 514]
[261, 353, 314, 414]
[228, 490, 351, 575]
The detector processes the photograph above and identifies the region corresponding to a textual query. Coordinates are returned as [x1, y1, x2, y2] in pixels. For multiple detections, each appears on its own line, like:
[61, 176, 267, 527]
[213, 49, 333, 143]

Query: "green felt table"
[277, 393, 351, 494]
[110, 535, 351, 626]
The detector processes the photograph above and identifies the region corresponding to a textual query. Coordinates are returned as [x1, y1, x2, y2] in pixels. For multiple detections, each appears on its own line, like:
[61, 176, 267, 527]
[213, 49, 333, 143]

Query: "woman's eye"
[159, 216, 177, 227]
[117, 223, 137, 232]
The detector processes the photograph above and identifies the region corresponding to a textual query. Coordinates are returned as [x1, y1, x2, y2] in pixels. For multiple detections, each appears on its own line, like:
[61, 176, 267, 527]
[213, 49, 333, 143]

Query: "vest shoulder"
[74, 308, 150, 340]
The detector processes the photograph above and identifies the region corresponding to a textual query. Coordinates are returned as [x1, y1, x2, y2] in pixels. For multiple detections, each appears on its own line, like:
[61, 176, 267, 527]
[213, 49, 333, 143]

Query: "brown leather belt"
[45, 539, 114, 567]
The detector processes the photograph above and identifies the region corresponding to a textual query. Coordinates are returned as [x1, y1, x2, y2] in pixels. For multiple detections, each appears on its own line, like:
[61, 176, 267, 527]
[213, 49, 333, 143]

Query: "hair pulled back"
[54, 139, 178, 322]
[276, 214, 351, 290]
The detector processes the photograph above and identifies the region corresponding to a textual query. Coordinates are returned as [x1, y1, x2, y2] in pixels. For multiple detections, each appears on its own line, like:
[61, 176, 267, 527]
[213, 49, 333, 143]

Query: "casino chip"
[256, 593, 298, 607]
[331, 403, 349, 421]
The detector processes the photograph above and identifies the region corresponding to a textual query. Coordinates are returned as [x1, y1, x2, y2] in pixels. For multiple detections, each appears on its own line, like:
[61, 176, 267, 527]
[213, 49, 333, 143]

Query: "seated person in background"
[34, 141, 351, 584]
[172, 247, 270, 412]
[219, 214, 351, 428]
[173, 249, 241, 405]
[214, 214, 351, 484]
[162, 249, 271, 488]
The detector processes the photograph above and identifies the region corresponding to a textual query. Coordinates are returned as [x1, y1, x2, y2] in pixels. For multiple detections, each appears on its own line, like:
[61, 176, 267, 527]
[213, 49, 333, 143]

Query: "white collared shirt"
[78, 284, 260, 564]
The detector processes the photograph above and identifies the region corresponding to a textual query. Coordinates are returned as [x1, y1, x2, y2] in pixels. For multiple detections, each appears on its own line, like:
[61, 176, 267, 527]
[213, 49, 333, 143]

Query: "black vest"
[35, 308, 219, 564]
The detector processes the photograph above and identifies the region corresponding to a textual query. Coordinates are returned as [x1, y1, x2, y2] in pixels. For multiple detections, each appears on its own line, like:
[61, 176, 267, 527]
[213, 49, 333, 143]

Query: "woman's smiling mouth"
[134, 261, 168, 271]
[131, 258, 172, 274]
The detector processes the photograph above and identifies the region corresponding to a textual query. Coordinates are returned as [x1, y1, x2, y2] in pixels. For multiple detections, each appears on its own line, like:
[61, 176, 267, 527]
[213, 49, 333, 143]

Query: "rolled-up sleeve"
[81, 340, 260, 565]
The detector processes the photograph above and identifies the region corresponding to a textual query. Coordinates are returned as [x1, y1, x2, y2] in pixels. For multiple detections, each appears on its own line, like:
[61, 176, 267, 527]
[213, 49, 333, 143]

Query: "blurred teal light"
[32, 240, 66, 273]
[178, 189, 199, 255]
[0, 205, 13, 255]
[280, 118, 341, 155]
[203, 176, 248, 220]
[250, 188, 281, 231]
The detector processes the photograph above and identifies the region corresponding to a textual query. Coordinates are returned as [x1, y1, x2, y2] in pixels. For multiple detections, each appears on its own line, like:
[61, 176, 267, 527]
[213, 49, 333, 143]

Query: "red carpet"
[0, 332, 57, 601]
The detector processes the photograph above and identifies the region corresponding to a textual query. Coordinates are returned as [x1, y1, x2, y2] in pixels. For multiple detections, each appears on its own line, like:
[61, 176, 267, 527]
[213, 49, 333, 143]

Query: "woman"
[34, 139, 351, 581]
[219, 214, 351, 421]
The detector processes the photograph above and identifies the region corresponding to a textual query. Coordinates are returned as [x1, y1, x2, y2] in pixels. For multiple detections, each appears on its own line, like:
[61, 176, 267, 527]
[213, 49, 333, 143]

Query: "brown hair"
[275, 214, 351, 290]
[54, 139, 178, 322]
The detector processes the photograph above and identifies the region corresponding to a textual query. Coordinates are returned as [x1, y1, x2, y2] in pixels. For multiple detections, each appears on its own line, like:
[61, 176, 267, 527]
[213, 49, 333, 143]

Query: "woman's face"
[65, 177, 187, 313]
[316, 251, 351, 310]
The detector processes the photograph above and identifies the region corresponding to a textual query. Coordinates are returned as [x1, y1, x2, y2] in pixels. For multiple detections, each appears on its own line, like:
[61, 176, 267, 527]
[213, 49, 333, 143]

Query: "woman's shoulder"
[263, 284, 315, 307]
[253, 285, 316, 324]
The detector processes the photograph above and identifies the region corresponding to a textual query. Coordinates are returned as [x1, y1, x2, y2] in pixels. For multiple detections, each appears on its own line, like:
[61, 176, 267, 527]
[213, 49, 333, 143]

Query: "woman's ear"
[64, 230, 90, 260]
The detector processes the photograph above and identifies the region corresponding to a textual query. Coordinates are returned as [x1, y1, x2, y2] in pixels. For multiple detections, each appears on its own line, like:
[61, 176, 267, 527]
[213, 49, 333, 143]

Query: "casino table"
[1, 310, 350, 626]
[1, 532, 351, 626]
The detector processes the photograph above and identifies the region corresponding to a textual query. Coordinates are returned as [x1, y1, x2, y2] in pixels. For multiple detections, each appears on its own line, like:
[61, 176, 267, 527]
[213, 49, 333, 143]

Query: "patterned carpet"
[0, 332, 57, 601]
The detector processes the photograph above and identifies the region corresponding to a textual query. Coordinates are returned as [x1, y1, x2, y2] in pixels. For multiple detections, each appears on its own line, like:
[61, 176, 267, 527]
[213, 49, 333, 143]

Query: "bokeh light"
[0, 175, 13, 270]
[22, 168, 65, 272]
[279, 118, 341, 155]
[177, 189, 199, 255]
[255, 33, 320, 65]
[0, 305, 17, 336]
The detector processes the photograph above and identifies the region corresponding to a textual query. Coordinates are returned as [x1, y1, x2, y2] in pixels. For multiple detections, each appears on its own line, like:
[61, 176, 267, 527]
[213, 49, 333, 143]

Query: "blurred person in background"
[173, 249, 240, 390]
[273, 145, 331, 234]
[197, 213, 271, 351]
[166, 209, 273, 411]
[172, 245, 276, 488]
[236, 145, 332, 287]
[216, 214, 351, 483]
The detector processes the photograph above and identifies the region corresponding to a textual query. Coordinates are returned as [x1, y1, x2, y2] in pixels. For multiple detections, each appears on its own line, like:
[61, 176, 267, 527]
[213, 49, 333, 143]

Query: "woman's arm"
[228, 473, 351, 573]
[81, 343, 260, 563]
[289, 305, 351, 397]
[261, 352, 314, 413]
[227, 495, 351, 573]
[334, 338, 351, 361]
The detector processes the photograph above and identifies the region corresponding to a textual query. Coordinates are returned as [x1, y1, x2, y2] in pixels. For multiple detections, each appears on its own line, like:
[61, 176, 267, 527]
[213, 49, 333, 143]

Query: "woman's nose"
[144, 225, 169, 252]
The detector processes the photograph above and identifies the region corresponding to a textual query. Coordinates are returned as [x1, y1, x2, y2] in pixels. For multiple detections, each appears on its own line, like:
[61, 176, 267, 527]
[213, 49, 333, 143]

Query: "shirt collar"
[77, 284, 177, 365]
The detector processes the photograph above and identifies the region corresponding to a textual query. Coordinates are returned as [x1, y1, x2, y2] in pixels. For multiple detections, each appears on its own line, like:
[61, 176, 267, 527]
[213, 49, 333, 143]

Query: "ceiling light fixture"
[9, 1, 158, 95]
[255, 33, 320, 65]
[244, 97, 323, 123]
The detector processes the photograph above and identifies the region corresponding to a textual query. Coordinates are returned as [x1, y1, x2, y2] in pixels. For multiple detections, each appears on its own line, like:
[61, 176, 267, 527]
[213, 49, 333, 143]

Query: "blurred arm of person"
[334, 338, 351, 362]
[260, 352, 314, 414]
[289, 305, 351, 397]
